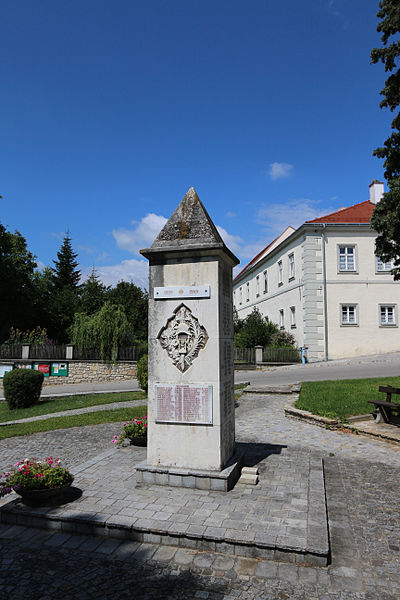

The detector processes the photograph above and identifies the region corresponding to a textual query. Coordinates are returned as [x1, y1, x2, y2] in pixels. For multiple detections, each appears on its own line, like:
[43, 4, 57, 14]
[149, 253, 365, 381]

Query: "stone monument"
[137, 187, 242, 491]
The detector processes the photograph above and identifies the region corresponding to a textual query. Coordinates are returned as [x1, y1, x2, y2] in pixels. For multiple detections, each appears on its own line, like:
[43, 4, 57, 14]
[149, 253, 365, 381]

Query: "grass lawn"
[296, 376, 400, 419]
[0, 391, 147, 423]
[0, 406, 147, 440]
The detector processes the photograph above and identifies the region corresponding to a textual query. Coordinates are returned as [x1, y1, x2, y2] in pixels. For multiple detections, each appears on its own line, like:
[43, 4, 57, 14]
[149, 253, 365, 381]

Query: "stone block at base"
[135, 450, 243, 492]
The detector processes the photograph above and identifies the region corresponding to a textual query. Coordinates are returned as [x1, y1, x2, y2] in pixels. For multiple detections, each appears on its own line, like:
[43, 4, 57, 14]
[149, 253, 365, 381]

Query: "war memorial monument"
[0, 187, 330, 568]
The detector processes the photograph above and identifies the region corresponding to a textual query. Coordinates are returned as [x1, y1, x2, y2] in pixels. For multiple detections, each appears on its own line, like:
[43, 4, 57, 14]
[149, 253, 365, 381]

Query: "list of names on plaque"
[155, 384, 213, 425]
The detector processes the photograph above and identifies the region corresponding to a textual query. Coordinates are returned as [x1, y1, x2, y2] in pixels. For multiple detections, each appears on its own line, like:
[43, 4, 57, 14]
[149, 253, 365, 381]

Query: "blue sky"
[1, 0, 389, 288]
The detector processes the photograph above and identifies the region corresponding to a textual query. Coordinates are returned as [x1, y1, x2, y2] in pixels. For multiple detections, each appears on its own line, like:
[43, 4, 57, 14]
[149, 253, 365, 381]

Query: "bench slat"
[378, 385, 400, 394]
[368, 400, 400, 409]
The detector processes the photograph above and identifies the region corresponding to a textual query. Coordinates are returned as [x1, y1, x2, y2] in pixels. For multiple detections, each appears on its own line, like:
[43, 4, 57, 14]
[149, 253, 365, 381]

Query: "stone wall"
[0, 360, 137, 390]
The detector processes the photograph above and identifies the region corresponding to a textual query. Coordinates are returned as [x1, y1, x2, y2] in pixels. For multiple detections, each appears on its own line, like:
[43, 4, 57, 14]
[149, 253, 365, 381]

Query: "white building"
[233, 181, 400, 362]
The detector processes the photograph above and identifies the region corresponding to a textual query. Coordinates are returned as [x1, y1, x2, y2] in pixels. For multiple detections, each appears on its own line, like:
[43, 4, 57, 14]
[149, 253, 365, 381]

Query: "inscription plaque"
[155, 285, 210, 299]
[155, 384, 213, 425]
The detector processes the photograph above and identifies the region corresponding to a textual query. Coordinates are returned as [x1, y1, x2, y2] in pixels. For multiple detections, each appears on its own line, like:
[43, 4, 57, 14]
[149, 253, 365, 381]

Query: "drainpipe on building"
[322, 225, 328, 361]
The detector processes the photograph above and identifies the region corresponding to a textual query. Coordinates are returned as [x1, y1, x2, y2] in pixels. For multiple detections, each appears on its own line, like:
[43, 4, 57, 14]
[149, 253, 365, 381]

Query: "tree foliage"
[234, 308, 296, 349]
[0, 221, 149, 345]
[70, 302, 133, 362]
[50, 233, 81, 342]
[370, 1, 400, 279]
[107, 281, 148, 340]
[0, 223, 37, 340]
[80, 267, 108, 315]
[52, 232, 81, 289]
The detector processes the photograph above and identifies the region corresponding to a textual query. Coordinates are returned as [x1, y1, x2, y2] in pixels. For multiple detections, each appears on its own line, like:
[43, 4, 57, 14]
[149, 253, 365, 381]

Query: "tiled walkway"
[0, 392, 399, 599]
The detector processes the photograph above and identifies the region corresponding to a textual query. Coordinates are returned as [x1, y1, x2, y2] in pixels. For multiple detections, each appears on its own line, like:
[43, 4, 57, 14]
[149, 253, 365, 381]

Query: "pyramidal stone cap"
[140, 187, 239, 265]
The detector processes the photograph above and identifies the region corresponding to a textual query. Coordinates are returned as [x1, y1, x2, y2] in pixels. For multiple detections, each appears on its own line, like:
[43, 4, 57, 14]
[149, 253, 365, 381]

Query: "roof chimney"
[369, 180, 384, 204]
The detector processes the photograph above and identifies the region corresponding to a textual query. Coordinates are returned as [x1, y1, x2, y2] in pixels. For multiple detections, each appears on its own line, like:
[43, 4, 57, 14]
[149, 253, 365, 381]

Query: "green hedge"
[136, 354, 148, 393]
[3, 369, 44, 410]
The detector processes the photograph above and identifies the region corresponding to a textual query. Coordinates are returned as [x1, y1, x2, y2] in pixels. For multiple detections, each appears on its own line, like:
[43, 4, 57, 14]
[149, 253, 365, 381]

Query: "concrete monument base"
[135, 449, 243, 492]
[0, 445, 330, 566]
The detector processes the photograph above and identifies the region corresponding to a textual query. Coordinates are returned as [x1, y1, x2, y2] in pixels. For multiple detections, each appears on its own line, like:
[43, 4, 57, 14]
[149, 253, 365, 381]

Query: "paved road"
[1, 351, 398, 401]
[0, 390, 399, 598]
[235, 350, 400, 386]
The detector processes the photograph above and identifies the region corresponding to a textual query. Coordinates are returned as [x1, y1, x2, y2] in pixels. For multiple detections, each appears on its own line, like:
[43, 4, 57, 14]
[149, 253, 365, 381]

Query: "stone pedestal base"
[136, 449, 243, 492]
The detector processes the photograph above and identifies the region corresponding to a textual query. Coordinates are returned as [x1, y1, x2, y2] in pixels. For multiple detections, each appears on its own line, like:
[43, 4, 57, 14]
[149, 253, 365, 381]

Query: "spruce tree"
[50, 232, 81, 342]
[370, 1, 400, 279]
[52, 232, 81, 290]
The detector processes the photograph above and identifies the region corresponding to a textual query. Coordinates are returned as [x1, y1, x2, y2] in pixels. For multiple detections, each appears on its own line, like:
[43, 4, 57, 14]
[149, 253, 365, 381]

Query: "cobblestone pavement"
[0, 393, 399, 599]
[236, 394, 400, 467]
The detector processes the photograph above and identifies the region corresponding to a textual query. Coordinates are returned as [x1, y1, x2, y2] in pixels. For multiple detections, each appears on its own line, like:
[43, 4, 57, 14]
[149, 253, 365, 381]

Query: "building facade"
[233, 181, 400, 362]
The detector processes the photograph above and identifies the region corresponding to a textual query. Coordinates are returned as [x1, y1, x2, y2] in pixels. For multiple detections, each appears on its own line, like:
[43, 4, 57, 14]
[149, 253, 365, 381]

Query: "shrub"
[270, 329, 297, 348]
[135, 340, 148, 360]
[234, 308, 279, 348]
[3, 369, 44, 410]
[137, 353, 148, 393]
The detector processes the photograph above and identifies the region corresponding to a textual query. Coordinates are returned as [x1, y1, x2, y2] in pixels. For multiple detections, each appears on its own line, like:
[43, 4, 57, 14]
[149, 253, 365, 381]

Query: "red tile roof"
[234, 236, 277, 280]
[306, 201, 375, 224]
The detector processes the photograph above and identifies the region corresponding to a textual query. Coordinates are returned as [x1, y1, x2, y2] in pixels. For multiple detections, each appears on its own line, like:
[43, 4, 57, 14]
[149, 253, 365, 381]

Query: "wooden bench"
[368, 386, 400, 424]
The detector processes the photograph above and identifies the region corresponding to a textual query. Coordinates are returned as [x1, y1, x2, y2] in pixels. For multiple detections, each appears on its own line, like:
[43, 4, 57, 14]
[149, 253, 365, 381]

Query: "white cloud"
[226, 211, 236, 218]
[268, 162, 294, 180]
[94, 259, 149, 289]
[112, 213, 167, 255]
[216, 226, 244, 255]
[257, 198, 333, 234]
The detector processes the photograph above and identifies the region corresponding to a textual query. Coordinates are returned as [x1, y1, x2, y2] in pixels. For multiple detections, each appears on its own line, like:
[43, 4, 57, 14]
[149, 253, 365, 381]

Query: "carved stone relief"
[158, 304, 208, 372]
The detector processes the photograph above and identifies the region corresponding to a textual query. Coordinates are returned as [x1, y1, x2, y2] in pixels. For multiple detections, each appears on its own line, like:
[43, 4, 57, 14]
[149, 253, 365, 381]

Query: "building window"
[279, 309, 284, 329]
[290, 306, 296, 328]
[246, 282, 250, 302]
[376, 257, 395, 272]
[239, 287, 242, 305]
[278, 261, 283, 285]
[379, 305, 396, 326]
[256, 275, 260, 297]
[341, 304, 358, 326]
[233, 290, 236, 305]
[288, 254, 295, 280]
[263, 270, 268, 293]
[338, 246, 356, 272]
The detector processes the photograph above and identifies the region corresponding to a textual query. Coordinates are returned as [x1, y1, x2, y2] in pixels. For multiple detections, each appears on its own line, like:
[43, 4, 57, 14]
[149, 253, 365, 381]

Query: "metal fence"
[262, 347, 301, 363]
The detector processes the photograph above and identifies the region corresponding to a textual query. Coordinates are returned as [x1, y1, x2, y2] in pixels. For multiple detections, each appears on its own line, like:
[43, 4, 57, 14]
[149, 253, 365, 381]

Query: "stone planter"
[15, 483, 73, 506]
[129, 436, 147, 447]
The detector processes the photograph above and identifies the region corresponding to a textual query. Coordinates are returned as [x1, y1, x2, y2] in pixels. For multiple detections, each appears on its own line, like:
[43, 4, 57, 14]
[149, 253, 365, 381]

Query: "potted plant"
[112, 416, 148, 447]
[0, 457, 74, 505]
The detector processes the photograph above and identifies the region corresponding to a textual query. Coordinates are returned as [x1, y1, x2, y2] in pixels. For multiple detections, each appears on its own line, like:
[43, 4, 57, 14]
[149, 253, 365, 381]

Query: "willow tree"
[70, 302, 132, 362]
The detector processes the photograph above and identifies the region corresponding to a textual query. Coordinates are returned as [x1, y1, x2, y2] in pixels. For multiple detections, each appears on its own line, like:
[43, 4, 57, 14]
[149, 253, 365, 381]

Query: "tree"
[0, 222, 37, 341]
[234, 308, 278, 348]
[50, 232, 81, 342]
[80, 267, 108, 315]
[106, 281, 148, 340]
[234, 308, 296, 349]
[370, 1, 400, 279]
[70, 302, 132, 362]
[52, 232, 80, 289]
